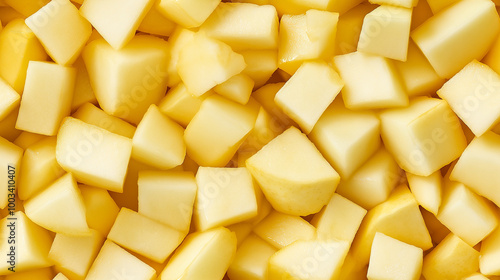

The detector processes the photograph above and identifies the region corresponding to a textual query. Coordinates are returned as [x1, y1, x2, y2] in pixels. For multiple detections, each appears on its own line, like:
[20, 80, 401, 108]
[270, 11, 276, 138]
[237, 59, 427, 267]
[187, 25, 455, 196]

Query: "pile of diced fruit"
[2, 0, 500, 279]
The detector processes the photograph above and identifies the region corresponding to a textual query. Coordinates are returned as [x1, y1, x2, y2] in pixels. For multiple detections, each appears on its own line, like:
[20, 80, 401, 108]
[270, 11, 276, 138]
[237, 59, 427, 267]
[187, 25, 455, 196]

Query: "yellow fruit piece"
[80, 0, 155, 49]
[132, 104, 185, 170]
[367, 233, 423, 280]
[0, 19, 47, 93]
[426, 0, 460, 14]
[72, 103, 136, 138]
[421, 208, 450, 246]
[247, 126, 340, 216]
[4, 0, 49, 17]
[18, 137, 65, 201]
[71, 57, 97, 112]
[406, 170, 442, 215]
[25, 0, 92, 65]
[422, 233, 480, 280]
[16, 61, 75, 136]
[253, 211, 316, 249]
[0, 137, 22, 209]
[278, 9, 339, 75]
[380, 97, 467, 176]
[194, 167, 257, 231]
[79, 185, 120, 236]
[368, 0, 417, 8]
[480, 225, 500, 275]
[240, 50, 278, 88]
[463, 273, 490, 280]
[137, 4, 176, 37]
[12, 131, 45, 149]
[410, 0, 433, 30]
[157, 0, 220, 28]
[0, 107, 21, 142]
[165, 27, 195, 88]
[85, 240, 156, 280]
[411, 0, 500, 78]
[159, 227, 236, 280]
[184, 95, 259, 167]
[82, 35, 170, 124]
[334, 3, 376, 55]
[48, 229, 104, 280]
[227, 234, 277, 280]
[52, 273, 69, 280]
[4, 267, 53, 280]
[214, 74, 254, 105]
[158, 83, 208, 128]
[334, 51, 408, 109]
[251, 83, 295, 128]
[200, 3, 278, 51]
[0, 7, 24, 26]
[138, 171, 196, 234]
[275, 61, 343, 134]
[24, 173, 90, 236]
[0, 78, 19, 122]
[55, 117, 132, 193]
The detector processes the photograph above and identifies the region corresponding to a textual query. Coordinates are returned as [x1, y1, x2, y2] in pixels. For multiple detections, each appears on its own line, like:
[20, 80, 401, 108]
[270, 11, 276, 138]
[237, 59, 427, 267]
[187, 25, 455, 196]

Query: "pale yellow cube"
[72, 103, 136, 138]
[165, 27, 195, 88]
[200, 3, 278, 51]
[253, 211, 316, 249]
[13, 131, 45, 150]
[0, 136, 22, 209]
[177, 33, 246, 96]
[278, 9, 339, 75]
[380, 97, 467, 176]
[184, 95, 259, 167]
[367, 232, 423, 280]
[157, 0, 220, 28]
[240, 50, 278, 88]
[86, 240, 156, 280]
[411, 0, 499, 78]
[159, 227, 236, 280]
[227, 234, 277, 280]
[137, 4, 176, 37]
[79, 185, 120, 236]
[108, 208, 185, 263]
[309, 100, 380, 178]
[138, 170, 197, 234]
[132, 105, 185, 170]
[275, 61, 343, 133]
[334, 51, 408, 109]
[406, 170, 442, 215]
[480, 226, 500, 275]
[451, 131, 500, 207]
[251, 83, 295, 129]
[214, 74, 254, 105]
[71, 57, 97, 112]
[158, 83, 207, 127]
[16, 61, 76, 136]
[80, 0, 155, 49]
[24, 173, 89, 236]
[55, 117, 132, 193]
[48, 229, 104, 280]
[25, 0, 92, 65]
[247, 126, 340, 216]
[0, 78, 19, 122]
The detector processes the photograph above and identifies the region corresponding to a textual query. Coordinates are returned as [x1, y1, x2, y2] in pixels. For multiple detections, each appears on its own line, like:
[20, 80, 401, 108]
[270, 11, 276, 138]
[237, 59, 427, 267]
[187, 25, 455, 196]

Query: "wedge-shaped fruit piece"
[108, 208, 185, 263]
[358, 5, 412, 61]
[367, 232, 423, 280]
[0, 78, 19, 122]
[253, 211, 316, 249]
[73, 103, 136, 138]
[406, 170, 442, 215]
[227, 234, 277, 280]
[278, 9, 339, 75]
[18, 137, 65, 201]
[380, 97, 467, 176]
[411, 0, 500, 78]
[451, 131, 500, 207]
[311, 194, 366, 245]
[71, 57, 97, 112]
[25, 0, 92, 65]
[158, 83, 207, 127]
[86, 240, 156, 280]
[48, 229, 104, 280]
[16, 61, 76, 136]
[240, 50, 278, 88]
[52, 273, 69, 280]
[56, 117, 132, 192]
[137, 5, 176, 37]
[195, 167, 257, 231]
[349, 186, 433, 271]
[0, 212, 52, 274]
[177, 33, 246, 96]
[0, 137, 22, 208]
[334, 3, 376, 55]
[80, 185, 120, 236]
[422, 233, 480, 280]
[200, 3, 278, 50]
[132, 105, 185, 170]
[159, 227, 236, 280]
[138, 171, 196, 234]
[82, 35, 169, 124]
[184, 95, 259, 167]
[157, 0, 220, 28]
[13, 132, 45, 150]
[0, 19, 47, 93]
[275, 61, 343, 134]
[80, 0, 155, 49]
[334, 51, 408, 109]
[335, 148, 401, 210]
[24, 173, 89, 235]
[309, 100, 380, 179]
[480, 226, 500, 275]
[268, 239, 349, 280]
[214, 74, 254, 105]
[437, 60, 500, 136]
[247, 126, 340, 216]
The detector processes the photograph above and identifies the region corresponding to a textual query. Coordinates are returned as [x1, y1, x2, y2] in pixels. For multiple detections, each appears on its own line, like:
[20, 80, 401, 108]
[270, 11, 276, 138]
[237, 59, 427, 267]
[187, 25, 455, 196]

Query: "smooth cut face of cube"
[380, 97, 467, 176]
[275, 61, 343, 134]
[334, 51, 408, 110]
[16, 61, 76, 136]
[80, 185, 120, 236]
[213, 74, 254, 105]
[437, 60, 500, 136]
[480, 226, 500, 275]
[158, 83, 205, 127]
[406, 170, 442, 215]
[25, 0, 92, 65]
[80, 0, 155, 49]
[358, 5, 412, 61]
[55, 117, 132, 193]
[157, 0, 221, 28]
[0, 137, 22, 209]
[411, 0, 500, 78]
[227, 234, 277, 280]
[73, 103, 136, 138]
[0, 78, 20, 122]
[240, 50, 278, 88]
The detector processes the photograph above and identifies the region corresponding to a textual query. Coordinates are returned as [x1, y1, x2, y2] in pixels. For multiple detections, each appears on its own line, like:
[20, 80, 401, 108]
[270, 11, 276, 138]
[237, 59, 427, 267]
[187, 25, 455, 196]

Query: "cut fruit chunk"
[0, 136, 22, 208]
[406, 170, 442, 215]
[227, 234, 277, 280]
[79, 185, 120, 236]
[0, 78, 19, 122]
[157, 0, 221, 28]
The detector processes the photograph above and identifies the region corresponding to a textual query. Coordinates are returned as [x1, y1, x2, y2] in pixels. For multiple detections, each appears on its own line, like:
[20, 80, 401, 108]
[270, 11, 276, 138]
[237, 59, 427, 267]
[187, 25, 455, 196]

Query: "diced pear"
[0, 136, 22, 208]
[334, 3, 376, 55]
[158, 83, 207, 127]
[421, 208, 450, 246]
[71, 57, 97, 112]
[368, 0, 417, 8]
[137, 5, 176, 37]
[4, 267, 54, 280]
[240, 50, 278, 88]
[0, 107, 21, 142]
[479, 226, 500, 275]
[4, 0, 50, 17]
[251, 83, 295, 128]
[165, 27, 195, 88]
[406, 170, 442, 215]
[426, 0, 460, 14]
[72, 103, 136, 138]
[0, 78, 19, 122]
[79, 185, 120, 236]
[214, 74, 254, 105]
[227, 234, 277, 280]
[12, 131, 45, 150]
[157, 0, 220, 28]
[52, 273, 69, 280]
[463, 273, 491, 280]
